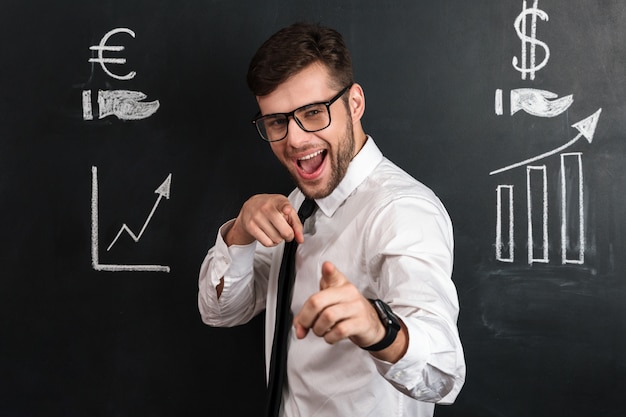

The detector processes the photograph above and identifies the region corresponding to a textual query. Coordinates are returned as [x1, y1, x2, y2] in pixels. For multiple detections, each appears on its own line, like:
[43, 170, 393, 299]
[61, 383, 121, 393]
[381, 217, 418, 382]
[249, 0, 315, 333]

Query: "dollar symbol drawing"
[512, 0, 550, 80]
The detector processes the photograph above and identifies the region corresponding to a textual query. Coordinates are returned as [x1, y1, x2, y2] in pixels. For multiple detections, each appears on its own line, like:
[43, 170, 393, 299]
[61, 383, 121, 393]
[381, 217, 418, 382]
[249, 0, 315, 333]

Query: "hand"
[293, 262, 386, 348]
[225, 194, 305, 247]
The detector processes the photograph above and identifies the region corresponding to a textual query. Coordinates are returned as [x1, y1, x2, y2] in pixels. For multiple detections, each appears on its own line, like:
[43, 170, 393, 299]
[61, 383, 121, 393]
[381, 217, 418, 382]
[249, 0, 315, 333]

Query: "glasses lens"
[294, 103, 330, 132]
[257, 114, 288, 141]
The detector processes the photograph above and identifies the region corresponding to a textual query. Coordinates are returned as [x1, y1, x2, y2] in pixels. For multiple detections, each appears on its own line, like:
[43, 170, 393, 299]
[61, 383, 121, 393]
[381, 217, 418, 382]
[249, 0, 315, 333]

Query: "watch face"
[372, 300, 386, 318]
[372, 299, 401, 330]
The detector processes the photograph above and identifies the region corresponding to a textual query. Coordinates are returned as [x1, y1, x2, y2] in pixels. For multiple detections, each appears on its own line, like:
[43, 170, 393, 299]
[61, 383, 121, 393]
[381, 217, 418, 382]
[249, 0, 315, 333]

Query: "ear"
[347, 83, 366, 122]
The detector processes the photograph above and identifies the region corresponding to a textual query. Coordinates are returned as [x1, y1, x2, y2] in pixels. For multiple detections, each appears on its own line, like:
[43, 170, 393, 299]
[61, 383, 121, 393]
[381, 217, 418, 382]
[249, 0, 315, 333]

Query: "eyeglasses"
[252, 84, 352, 142]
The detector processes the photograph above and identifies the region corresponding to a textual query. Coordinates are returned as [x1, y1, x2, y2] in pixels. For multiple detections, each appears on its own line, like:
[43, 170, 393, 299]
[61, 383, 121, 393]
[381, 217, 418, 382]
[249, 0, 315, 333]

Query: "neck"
[352, 126, 368, 158]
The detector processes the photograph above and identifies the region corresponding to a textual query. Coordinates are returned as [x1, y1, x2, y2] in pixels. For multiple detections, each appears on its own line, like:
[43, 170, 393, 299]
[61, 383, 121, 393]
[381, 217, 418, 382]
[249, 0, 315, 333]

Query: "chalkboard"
[1, 1, 625, 416]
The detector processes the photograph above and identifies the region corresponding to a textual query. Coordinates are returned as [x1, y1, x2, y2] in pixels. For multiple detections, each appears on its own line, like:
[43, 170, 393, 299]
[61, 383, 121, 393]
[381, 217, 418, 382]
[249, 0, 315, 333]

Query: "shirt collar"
[313, 136, 383, 217]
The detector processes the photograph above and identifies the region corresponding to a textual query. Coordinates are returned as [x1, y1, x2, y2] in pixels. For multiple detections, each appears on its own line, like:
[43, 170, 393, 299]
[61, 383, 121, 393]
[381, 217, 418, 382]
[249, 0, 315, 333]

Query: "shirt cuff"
[372, 315, 461, 402]
[214, 220, 257, 288]
[372, 315, 429, 393]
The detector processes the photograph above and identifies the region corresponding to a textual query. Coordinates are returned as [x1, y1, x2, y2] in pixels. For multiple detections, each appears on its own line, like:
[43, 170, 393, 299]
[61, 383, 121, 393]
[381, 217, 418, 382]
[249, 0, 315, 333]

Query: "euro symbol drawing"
[512, 0, 550, 81]
[89, 28, 137, 81]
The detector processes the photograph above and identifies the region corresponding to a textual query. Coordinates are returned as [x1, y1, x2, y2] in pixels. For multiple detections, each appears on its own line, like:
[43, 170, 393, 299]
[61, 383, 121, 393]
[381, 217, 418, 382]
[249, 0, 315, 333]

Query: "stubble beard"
[292, 120, 355, 200]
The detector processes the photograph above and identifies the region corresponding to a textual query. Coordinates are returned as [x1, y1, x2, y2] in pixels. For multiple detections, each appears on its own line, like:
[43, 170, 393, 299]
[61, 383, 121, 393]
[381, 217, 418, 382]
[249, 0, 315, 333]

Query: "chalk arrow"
[155, 174, 172, 199]
[107, 173, 172, 251]
[510, 88, 574, 118]
[571, 108, 601, 143]
[490, 108, 602, 176]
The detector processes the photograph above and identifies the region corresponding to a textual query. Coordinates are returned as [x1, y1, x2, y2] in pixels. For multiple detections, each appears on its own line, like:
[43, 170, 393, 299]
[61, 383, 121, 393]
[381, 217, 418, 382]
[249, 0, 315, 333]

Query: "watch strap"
[361, 299, 400, 351]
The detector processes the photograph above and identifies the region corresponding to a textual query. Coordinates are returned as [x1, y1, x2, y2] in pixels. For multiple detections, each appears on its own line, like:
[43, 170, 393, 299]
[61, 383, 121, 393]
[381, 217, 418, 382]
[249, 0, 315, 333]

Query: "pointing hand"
[225, 194, 305, 247]
[293, 262, 385, 348]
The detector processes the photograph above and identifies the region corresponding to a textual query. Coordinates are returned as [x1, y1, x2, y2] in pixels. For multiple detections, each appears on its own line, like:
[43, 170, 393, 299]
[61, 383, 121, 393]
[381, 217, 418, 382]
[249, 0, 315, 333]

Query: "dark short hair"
[247, 22, 354, 97]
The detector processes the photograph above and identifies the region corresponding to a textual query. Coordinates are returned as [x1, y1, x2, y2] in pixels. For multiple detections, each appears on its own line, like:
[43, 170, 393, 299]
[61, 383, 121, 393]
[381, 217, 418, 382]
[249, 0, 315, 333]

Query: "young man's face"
[256, 63, 358, 199]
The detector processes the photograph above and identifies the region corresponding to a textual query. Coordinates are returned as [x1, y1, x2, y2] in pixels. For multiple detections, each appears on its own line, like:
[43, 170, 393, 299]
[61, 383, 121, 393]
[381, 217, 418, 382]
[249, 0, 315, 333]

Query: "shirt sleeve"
[197, 220, 271, 327]
[365, 196, 466, 404]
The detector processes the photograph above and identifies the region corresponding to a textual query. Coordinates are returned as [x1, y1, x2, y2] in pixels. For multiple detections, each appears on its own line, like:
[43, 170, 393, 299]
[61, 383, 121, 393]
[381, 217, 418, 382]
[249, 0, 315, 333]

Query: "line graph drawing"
[490, 109, 601, 176]
[91, 166, 171, 273]
[107, 173, 171, 252]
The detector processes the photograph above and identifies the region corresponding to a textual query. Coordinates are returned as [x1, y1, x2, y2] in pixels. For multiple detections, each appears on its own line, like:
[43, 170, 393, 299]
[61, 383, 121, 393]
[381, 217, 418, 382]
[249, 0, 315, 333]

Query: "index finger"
[282, 203, 305, 244]
[292, 285, 346, 339]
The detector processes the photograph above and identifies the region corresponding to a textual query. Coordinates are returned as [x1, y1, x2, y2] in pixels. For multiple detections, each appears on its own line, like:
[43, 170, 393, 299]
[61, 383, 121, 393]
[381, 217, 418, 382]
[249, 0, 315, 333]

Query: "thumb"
[320, 261, 345, 290]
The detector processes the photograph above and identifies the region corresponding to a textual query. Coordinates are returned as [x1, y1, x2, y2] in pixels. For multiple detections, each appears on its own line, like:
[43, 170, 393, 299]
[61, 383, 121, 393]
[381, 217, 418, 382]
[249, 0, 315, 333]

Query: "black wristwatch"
[361, 299, 402, 351]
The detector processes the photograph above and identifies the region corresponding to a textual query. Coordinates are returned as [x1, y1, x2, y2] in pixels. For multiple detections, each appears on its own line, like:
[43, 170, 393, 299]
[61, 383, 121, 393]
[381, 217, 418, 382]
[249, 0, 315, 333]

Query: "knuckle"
[308, 293, 324, 310]
[332, 322, 349, 339]
[313, 326, 327, 337]
[283, 228, 295, 241]
[320, 307, 338, 325]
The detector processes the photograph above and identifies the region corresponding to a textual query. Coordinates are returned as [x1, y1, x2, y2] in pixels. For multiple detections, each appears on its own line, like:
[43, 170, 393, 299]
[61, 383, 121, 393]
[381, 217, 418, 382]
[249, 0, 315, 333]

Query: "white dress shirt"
[198, 137, 466, 416]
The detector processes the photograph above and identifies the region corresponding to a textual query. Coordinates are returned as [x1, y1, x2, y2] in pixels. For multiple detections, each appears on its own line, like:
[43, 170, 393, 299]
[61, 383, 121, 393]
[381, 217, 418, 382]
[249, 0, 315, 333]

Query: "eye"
[264, 115, 287, 129]
[299, 104, 326, 119]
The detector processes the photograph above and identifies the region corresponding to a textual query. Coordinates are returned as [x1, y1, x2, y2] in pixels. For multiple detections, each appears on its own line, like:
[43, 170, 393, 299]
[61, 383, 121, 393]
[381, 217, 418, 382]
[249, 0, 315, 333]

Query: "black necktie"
[266, 198, 317, 417]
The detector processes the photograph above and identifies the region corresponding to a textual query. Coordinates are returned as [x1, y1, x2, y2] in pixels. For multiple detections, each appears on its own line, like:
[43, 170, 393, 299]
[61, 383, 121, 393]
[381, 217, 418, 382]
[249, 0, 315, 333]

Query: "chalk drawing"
[489, 109, 601, 176]
[490, 111, 599, 264]
[496, 185, 514, 262]
[495, 88, 574, 118]
[82, 90, 160, 121]
[491, 111, 599, 264]
[84, 28, 160, 121]
[491, 1, 601, 265]
[82, 90, 93, 120]
[510, 89, 573, 117]
[495, 89, 504, 115]
[527, 166, 548, 264]
[89, 28, 137, 81]
[561, 153, 584, 264]
[106, 173, 171, 252]
[91, 166, 171, 273]
[512, 0, 550, 80]
[99, 90, 160, 120]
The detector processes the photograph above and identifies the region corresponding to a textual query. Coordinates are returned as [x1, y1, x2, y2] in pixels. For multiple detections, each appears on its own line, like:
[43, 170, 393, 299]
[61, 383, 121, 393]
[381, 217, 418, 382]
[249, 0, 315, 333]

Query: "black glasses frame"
[252, 84, 353, 142]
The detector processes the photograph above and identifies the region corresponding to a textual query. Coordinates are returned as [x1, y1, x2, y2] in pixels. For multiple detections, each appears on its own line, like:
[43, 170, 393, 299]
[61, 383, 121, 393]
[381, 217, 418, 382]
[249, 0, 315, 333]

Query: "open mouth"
[296, 149, 327, 177]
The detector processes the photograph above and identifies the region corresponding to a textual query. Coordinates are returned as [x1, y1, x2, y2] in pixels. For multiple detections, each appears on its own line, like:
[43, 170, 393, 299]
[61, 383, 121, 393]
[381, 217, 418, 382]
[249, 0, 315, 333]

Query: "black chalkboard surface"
[1, 1, 625, 416]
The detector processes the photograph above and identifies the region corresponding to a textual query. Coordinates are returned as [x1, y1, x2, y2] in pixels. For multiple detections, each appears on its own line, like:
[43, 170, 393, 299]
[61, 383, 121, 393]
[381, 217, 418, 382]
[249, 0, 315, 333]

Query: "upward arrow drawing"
[489, 108, 602, 176]
[107, 173, 172, 251]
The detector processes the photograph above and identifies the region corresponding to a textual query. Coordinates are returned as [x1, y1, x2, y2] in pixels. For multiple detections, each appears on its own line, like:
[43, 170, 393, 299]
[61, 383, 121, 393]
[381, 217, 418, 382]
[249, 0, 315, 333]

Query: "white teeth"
[298, 150, 324, 161]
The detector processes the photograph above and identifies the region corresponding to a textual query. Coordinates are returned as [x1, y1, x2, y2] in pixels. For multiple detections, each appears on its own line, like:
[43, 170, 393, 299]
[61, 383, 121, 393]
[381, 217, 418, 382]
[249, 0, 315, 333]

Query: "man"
[198, 22, 465, 416]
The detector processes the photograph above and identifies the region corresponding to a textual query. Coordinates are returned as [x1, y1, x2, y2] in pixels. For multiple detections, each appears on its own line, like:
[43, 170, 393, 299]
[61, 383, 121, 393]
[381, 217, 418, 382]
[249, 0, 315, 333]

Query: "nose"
[284, 115, 309, 146]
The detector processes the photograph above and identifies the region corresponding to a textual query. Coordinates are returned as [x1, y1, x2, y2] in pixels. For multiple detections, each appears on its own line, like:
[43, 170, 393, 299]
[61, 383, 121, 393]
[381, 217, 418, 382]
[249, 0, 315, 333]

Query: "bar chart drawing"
[526, 165, 548, 264]
[491, 109, 601, 264]
[560, 153, 584, 265]
[496, 185, 514, 262]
